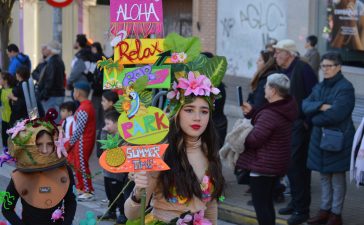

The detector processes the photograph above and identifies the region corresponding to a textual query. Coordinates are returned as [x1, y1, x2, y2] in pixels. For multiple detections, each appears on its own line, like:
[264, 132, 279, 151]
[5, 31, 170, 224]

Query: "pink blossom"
[171, 53, 180, 63]
[167, 81, 180, 100]
[177, 214, 193, 225]
[6, 120, 28, 139]
[177, 72, 210, 96]
[193, 210, 212, 225]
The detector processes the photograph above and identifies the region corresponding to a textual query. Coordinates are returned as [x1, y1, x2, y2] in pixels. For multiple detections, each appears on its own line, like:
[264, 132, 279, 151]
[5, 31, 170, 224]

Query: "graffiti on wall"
[217, 0, 287, 77]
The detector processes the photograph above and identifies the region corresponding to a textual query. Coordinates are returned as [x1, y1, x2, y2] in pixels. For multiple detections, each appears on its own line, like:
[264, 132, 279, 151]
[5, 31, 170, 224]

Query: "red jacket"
[236, 97, 298, 176]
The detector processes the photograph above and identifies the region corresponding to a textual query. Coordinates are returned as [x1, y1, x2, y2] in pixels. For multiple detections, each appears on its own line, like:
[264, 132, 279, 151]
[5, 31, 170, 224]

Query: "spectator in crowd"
[265, 38, 278, 53]
[65, 81, 96, 201]
[273, 39, 318, 225]
[67, 34, 95, 93]
[31, 45, 48, 82]
[8, 66, 30, 126]
[7, 43, 31, 76]
[38, 41, 65, 116]
[0, 71, 16, 146]
[304, 35, 320, 76]
[91, 42, 105, 131]
[60, 101, 77, 166]
[244, 50, 286, 203]
[303, 52, 355, 225]
[237, 73, 298, 225]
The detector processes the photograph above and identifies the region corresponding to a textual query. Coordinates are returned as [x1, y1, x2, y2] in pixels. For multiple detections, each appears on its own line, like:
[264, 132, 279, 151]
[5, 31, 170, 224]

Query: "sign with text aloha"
[114, 38, 169, 64]
[103, 65, 170, 89]
[99, 144, 170, 173]
[110, 0, 164, 38]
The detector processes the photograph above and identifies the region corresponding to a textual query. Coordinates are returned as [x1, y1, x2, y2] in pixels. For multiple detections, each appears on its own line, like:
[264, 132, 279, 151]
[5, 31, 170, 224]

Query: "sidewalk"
[218, 103, 364, 225]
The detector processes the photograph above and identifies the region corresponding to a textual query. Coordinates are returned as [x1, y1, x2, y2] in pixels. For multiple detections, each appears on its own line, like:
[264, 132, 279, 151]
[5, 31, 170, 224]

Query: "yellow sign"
[118, 106, 169, 144]
[114, 38, 169, 64]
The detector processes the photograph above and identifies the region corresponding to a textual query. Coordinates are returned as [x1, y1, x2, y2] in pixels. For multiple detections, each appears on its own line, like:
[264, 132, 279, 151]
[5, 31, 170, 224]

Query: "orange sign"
[99, 144, 170, 173]
[114, 38, 170, 64]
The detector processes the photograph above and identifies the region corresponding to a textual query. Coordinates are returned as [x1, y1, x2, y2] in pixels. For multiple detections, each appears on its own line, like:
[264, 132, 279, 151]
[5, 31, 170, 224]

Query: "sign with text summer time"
[110, 0, 164, 37]
[103, 65, 170, 89]
[99, 144, 170, 173]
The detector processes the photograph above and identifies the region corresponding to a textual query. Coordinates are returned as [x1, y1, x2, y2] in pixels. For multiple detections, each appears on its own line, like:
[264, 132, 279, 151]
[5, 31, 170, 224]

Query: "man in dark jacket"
[38, 40, 65, 116]
[273, 39, 318, 225]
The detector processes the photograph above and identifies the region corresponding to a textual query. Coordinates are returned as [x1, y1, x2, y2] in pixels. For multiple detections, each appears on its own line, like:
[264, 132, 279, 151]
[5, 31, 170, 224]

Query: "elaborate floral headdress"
[163, 33, 228, 118]
[7, 109, 67, 172]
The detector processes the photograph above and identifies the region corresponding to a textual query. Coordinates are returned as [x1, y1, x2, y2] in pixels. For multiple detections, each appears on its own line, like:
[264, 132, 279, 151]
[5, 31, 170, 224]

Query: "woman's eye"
[202, 110, 209, 115]
[184, 109, 193, 113]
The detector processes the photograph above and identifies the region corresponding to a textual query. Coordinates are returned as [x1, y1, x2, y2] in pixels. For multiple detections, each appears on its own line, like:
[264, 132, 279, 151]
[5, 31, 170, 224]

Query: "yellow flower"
[122, 101, 131, 111]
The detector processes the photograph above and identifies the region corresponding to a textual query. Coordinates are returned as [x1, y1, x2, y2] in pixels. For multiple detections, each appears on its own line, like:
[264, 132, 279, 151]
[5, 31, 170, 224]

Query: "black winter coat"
[302, 72, 355, 173]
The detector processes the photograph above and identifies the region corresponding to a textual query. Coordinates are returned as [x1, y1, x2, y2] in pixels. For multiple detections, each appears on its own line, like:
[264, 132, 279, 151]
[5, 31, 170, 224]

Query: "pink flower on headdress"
[177, 214, 193, 225]
[193, 210, 212, 225]
[171, 53, 180, 63]
[6, 119, 28, 139]
[177, 72, 210, 96]
[201, 77, 220, 96]
[167, 81, 180, 100]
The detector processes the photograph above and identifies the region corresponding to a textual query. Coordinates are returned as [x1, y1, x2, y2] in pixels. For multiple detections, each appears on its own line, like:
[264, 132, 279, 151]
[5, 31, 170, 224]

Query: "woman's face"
[36, 132, 55, 156]
[178, 97, 210, 139]
[264, 83, 275, 103]
[320, 59, 341, 79]
[256, 54, 265, 71]
[91, 46, 97, 54]
[101, 96, 114, 111]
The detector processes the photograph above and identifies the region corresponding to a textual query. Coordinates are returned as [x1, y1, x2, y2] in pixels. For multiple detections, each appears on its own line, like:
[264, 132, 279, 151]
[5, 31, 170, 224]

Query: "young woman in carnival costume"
[124, 60, 226, 224]
[1, 109, 77, 225]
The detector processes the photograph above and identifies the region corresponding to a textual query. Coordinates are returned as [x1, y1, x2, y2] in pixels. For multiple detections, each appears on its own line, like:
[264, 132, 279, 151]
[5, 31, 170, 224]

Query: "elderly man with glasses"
[273, 39, 318, 225]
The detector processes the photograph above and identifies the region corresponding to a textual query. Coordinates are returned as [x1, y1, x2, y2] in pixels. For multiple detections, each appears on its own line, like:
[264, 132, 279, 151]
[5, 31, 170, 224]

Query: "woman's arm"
[1, 179, 25, 225]
[124, 172, 158, 220]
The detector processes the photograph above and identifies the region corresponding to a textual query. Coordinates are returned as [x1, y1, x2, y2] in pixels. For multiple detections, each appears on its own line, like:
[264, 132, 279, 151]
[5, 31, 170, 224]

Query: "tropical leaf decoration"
[98, 134, 122, 150]
[164, 33, 201, 63]
[198, 56, 227, 87]
[186, 54, 209, 71]
[138, 90, 153, 106]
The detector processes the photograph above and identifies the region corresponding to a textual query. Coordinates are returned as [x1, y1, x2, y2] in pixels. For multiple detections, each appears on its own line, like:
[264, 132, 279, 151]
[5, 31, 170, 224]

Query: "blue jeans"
[320, 172, 346, 215]
[41, 96, 64, 122]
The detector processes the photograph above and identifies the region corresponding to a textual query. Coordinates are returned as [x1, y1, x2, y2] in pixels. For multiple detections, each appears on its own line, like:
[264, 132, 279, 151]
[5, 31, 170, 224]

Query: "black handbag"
[320, 128, 344, 152]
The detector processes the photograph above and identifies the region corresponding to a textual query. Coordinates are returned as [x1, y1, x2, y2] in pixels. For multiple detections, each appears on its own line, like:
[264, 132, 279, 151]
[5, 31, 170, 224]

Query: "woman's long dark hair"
[250, 50, 278, 91]
[159, 106, 225, 200]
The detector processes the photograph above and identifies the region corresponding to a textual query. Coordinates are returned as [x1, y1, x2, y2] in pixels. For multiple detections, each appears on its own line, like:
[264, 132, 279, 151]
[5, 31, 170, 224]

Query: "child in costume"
[97, 110, 133, 224]
[65, 81, 96, 201]
[1, 112, 77, 225]
[59, 101, 76, 166]
[0, 71, 16, 147]
[124, 70, 225, 225]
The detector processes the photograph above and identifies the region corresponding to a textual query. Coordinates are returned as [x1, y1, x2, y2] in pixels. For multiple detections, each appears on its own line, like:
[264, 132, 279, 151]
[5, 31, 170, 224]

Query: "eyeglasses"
[320, 64, 337, 69]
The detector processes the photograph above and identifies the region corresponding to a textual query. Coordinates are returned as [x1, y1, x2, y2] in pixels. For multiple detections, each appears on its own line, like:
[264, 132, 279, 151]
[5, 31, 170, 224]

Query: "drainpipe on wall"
[78, 0, 83, 34]
[19, 0, 24, 52]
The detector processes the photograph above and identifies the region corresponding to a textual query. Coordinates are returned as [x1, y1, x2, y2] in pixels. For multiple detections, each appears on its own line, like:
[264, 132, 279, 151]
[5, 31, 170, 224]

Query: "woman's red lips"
[191, 124, 201, 130]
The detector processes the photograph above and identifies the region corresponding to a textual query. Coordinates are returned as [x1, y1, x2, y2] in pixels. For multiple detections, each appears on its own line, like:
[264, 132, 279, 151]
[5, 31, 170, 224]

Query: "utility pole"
[53, 7, 62, 44]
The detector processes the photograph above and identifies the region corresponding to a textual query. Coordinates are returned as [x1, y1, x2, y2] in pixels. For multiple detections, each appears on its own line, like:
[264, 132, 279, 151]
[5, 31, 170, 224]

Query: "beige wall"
[192, 0, 217, 53]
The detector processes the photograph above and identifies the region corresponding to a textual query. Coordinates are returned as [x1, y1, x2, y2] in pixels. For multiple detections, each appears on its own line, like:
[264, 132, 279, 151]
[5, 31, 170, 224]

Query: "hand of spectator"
[7, 93, 17, 101]
[320, 104, 332, 111]
[241, 102, 252, 115]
